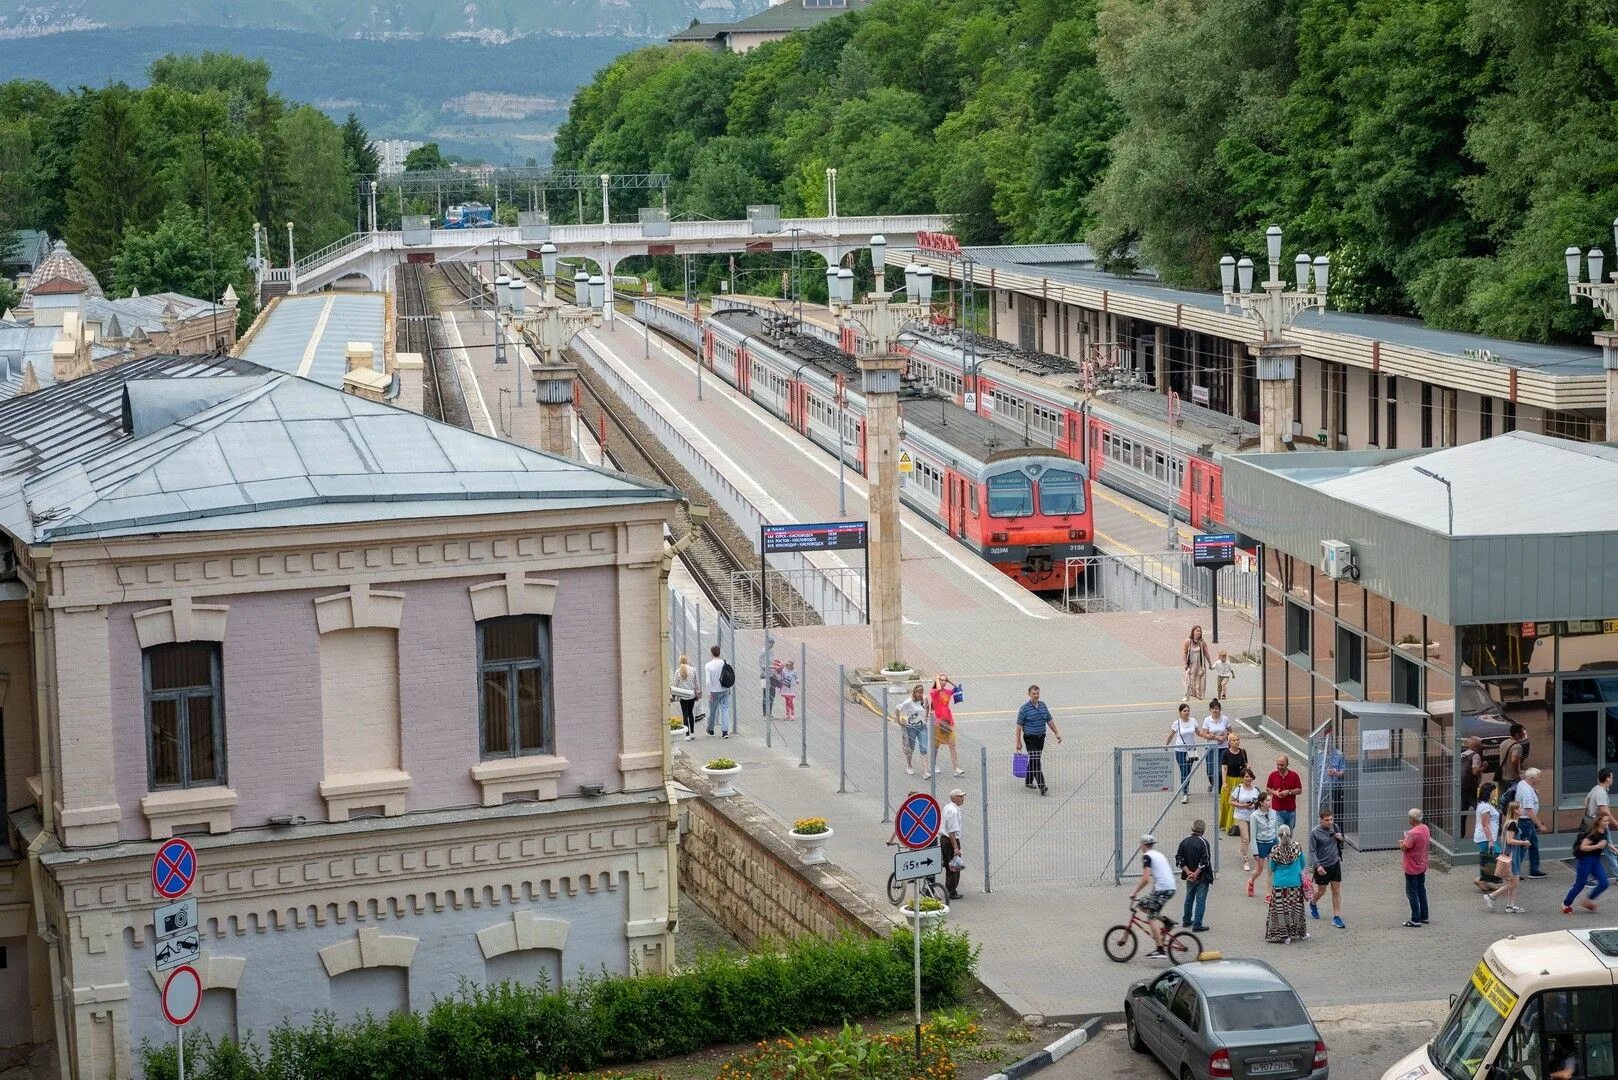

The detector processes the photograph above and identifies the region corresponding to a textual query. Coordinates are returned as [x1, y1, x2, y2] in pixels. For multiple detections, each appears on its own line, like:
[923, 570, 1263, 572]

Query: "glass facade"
[1262, 545, 1618, 831]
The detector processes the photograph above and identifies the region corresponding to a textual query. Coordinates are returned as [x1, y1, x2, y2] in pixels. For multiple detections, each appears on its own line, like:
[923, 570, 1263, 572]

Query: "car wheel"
[1125, 1005, 1145, 1053]
[1181, 1068, 1196, 1080]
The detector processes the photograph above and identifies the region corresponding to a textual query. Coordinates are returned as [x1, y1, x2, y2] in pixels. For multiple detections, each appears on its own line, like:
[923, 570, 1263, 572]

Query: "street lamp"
[1218, 224, 1327, 455]
[1564, 217, 1618, 436]
[830, 235, 933, 354]
[286, 221, 297, 293]
[870, 233, 887, 290]
[540, 242, 558, 299]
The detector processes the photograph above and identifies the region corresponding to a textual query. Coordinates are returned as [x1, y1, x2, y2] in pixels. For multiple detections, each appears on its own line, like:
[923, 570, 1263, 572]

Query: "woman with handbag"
[930, 674, 965, 778]
[671, 654, 699, 739]
[1165, 703, 1200, 805]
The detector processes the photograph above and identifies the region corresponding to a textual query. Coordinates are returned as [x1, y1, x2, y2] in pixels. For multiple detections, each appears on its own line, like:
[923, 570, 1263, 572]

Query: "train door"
[736, 346, 750, 395]
[1063, 410, 1082, 461]
[947, 474, 969, 538]
[1188, 459, 1215, 528]
[702, 328, 715, 366]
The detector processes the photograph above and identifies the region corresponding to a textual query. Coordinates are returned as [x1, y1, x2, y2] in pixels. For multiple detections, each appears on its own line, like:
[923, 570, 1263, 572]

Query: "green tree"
[112, 205, 248, 305]
[341, 113, 380, 177]
[64, 86, 160, 285]
[280, 106, 353, 252]
[404, 143, 446, 171]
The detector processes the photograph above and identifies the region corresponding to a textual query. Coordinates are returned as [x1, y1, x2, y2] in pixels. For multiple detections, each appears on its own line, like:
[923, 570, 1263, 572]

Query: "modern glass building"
[1225, 432, 1618, 842]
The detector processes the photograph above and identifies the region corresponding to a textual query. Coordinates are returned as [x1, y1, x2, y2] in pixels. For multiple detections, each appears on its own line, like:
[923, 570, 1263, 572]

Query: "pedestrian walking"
[1563, 818, 1612, 915]
[1473, 781, 1502, 895]
[760, 636, 778, 719]
[1219, 732, 1249, 835]
[1266, 755, 1303, 829]
[1212, 649, 1235, 699]
[780, 660, 798, 720]
[1232, 769, 1261, 872]
[1400, 808, 1432, 927]
[671, 653, 699, 739]
[1309, 808, 1347, 928]
[930, 675, 965, 777]
[1199, 699, 1231, 795]
[895, 683, 930, 777]
[1015, 685, 1062, 795]
[1264, 825, 1309, 944]
[704, 644, 733, 737]
[1166, 703, 1200, 805]
[1485, 802, 1529, 913]
[1247, 792, 1279, 898]
[941, 788, 966, 899]
[1512, 768, 1549, 878]
[1176, 820, 1215, 933]
[1460, 737, 1485, 836]
[1182, 625, 1213, 702]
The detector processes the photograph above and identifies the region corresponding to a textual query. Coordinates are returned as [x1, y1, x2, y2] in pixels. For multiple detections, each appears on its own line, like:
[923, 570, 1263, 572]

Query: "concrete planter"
[788, 826, 834, 865]
[899, 903, 949, 925]
[883, 667, 915, 684]
[702, 764, 741, 797]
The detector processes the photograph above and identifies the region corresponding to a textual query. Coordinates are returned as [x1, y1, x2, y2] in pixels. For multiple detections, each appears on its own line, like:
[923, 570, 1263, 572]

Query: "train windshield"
[986, 472, 1033, 518]
[1038, 470, 1086, 516]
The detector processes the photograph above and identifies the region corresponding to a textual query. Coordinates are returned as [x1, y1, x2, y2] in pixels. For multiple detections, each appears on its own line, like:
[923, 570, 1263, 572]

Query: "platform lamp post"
[1218, 225, 1329, 454]
[511, 289, 603, 458]
[831, 235, 934, 674]
[286, 221, 297, 293]
[1564, 220, 1618, 435]
[369, 181, 379, 233]
[539, 243, 558, 301]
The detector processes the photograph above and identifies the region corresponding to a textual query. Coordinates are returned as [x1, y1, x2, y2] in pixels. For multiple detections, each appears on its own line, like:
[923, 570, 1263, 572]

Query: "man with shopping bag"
[942, 789, 967, 899]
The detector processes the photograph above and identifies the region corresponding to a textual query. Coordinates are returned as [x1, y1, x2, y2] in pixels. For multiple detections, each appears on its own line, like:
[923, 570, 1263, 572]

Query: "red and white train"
[636, 299, 1095, 592]
[724, 297, 1251, 534]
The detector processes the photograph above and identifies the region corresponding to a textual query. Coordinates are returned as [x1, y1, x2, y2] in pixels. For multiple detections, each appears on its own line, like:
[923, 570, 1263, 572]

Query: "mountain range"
[0, 1, 773, 163]
[0, 0, 765, 40]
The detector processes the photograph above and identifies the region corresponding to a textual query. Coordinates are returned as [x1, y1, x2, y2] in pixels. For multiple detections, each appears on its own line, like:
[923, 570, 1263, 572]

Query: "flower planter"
[883, 667, 915, 684]
[899, 903, 949, 925]
[788, 826, 834, 865]
[702, 764, 741, 797]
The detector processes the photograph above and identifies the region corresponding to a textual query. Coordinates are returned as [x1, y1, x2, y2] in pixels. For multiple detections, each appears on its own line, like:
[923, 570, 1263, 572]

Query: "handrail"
[296, 232, 370, 273]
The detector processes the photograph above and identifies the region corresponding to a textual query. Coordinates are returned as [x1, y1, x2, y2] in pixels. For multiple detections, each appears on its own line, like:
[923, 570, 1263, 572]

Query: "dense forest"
[555, 0, 1618, 345]
[0, 53, 379, 316]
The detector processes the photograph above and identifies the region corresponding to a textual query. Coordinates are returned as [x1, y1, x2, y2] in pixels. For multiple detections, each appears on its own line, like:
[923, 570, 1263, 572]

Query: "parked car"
[1428, 678, 1512, 766]
[1125, 957, 1328, 1079]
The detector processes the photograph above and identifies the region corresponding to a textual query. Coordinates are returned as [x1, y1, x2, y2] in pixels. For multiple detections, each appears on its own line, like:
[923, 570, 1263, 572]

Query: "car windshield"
[1208, 990, 1310, 1032]
[1038, 469, 1086, 516]
[1460, 682, 1496, 714]
[986, 472, 1033, 518]
[1431, 969, 1512, 1080]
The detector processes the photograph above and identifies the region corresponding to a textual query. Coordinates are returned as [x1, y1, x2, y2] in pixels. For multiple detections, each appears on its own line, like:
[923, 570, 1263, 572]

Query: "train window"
[986, 472, 1033, 518]
[1038, 470, 1086, 515]
[970, 484, 979, 515]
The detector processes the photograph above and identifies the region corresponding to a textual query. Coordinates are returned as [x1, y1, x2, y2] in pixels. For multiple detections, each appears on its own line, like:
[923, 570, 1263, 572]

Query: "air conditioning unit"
[1320, 540, 1358, 581]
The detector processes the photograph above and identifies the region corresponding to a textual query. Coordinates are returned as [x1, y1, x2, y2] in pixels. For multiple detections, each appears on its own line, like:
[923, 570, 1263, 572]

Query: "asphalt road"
[1043, 1000, 1451, 1080]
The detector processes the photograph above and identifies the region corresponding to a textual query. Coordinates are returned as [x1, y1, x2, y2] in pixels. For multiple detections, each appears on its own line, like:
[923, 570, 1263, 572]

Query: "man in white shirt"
[941, 789, 966, 899]
[1128, 834, 1178, 958]
[703, 644, 731, 737]
[1514, 769, 1547, 878]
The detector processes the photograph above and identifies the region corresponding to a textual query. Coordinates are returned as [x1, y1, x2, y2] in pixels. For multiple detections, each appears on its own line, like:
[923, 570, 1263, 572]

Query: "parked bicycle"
[1102, 903, 1203, 965]
[885, 835, 948, 905]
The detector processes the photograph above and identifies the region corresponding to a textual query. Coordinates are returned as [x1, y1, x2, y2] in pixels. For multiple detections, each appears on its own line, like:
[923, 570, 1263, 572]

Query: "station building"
[1225, 432, 1618, 846]
[0, 354, 677, 1077]
[920, 245, 1611, 451]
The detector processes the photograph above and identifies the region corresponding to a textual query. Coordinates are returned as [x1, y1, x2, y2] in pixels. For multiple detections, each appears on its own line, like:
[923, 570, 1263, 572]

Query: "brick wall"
[674, 759, 889, 949]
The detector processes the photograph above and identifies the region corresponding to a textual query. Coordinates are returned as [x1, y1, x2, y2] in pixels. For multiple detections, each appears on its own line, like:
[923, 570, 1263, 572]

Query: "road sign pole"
[913, 878, 923, 1065]
[1210, 566, 1220, 644]
[177, 1025, 185, 1080]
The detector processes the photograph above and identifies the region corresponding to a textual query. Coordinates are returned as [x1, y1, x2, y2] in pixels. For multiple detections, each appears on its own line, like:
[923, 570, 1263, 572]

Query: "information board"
[761, 521, 868, 554]
[1192, 533, 1237, 569]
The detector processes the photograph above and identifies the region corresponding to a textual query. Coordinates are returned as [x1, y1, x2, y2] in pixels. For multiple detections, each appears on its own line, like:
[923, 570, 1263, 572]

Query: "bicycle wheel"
[924, 878, 949, 903]
[1166, 929, 1203, 966]
[1102, 923, 1139, 963]
[886, 873, 905, 905]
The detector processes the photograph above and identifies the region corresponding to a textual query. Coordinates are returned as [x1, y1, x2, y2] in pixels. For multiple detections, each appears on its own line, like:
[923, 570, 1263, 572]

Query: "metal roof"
[236, 293, 389, 390]
[724, 0, 872, 33]
[961, 249, 1602, 376]
[0, 354, 674, 545]
[0, 321, 122, 402]
[1223, 433, 1618, 623]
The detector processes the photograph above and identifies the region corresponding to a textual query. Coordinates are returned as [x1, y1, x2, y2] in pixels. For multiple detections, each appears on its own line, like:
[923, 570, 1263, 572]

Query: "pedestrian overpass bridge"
[261, 214, 950, 299]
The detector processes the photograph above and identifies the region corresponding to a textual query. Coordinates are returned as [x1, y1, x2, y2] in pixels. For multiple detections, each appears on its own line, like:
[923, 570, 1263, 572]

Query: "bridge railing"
[296, 232, 372, 274]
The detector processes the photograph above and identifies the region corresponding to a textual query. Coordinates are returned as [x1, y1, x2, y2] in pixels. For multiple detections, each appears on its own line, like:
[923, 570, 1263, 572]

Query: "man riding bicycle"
[1128, 833, 1178, 960]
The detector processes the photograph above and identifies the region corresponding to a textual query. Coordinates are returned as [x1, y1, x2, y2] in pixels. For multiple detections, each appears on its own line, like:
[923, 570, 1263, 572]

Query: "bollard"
[979, 743, 991, 895]
[799, 641, 809, 768]
[838, 663, 847, 793]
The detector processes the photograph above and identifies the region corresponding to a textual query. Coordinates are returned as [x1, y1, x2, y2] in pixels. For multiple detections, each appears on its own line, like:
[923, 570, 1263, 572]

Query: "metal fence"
[1060, 553, 1259, 615]
[728, 567, 866, 628]
[1306, 718, 1455, 875]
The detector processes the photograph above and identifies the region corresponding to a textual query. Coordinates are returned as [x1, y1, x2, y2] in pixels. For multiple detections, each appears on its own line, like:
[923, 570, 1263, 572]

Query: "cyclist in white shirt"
[1128, 834, 1178, 958]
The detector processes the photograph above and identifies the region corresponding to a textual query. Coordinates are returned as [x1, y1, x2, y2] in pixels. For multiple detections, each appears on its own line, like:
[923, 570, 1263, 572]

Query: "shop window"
[1286, 602, 1311, 667]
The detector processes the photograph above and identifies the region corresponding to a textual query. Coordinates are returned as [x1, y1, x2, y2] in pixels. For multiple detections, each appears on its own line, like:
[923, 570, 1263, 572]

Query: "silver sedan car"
[1124, 958, 1329, 1079]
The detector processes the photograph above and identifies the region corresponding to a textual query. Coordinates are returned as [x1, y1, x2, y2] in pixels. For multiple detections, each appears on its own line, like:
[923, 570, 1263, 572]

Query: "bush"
[140, 930, 977, 1080]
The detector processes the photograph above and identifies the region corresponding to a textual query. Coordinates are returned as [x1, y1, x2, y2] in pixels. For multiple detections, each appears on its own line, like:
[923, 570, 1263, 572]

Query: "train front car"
[973, 450, 1094, 593]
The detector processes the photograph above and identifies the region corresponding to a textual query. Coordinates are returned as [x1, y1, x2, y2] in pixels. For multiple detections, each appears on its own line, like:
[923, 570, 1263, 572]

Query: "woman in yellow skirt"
[1218, 731, 1249, 834]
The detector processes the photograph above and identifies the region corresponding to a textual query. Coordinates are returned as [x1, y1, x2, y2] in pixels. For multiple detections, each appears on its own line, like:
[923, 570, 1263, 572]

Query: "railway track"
[396, 263, 472, 429]
[441, 259, 797, 627]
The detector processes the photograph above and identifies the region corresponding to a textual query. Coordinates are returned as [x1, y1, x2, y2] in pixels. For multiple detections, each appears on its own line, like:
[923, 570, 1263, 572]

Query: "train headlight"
[1069, 529, 1087, 541]
[991, 532, 1008, 543]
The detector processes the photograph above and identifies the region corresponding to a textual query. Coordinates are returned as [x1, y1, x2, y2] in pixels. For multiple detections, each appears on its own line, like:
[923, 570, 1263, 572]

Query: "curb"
[985, 1015, 1106, 1079]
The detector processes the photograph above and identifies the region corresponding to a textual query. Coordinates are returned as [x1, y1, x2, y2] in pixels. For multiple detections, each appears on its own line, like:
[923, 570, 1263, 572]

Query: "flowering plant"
[706, 757, 738, 770]
[792, 817, 830, 835]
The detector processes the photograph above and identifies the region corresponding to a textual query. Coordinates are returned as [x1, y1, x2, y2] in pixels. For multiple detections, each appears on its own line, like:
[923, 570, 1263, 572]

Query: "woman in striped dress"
[1265, 826, 1309, 944]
